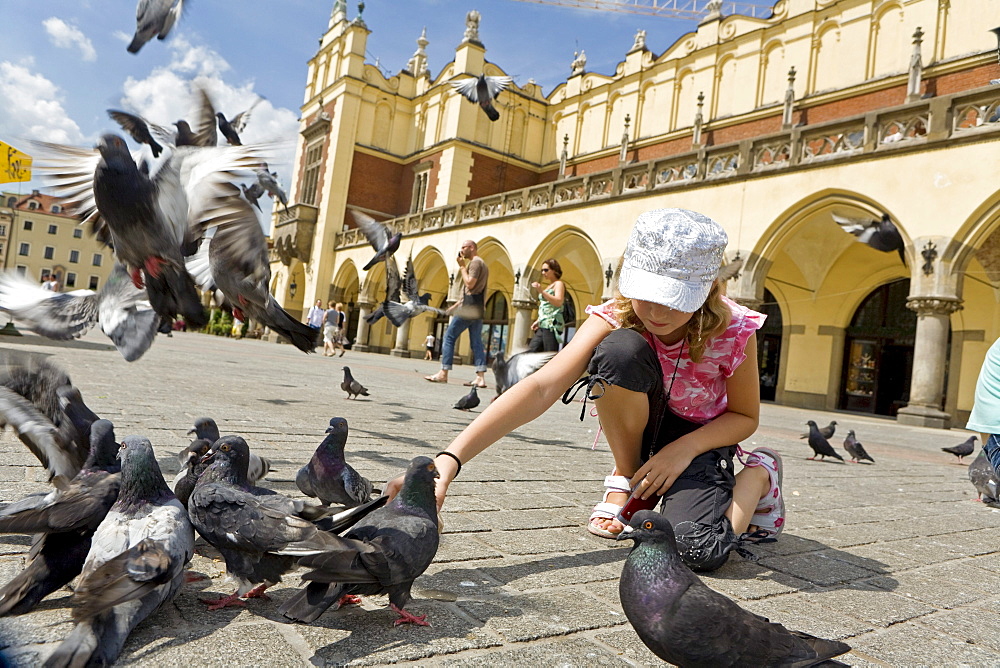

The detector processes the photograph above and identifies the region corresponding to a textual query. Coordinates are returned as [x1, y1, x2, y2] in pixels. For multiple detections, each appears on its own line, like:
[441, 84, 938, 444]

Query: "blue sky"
[0, 0, 715, 199]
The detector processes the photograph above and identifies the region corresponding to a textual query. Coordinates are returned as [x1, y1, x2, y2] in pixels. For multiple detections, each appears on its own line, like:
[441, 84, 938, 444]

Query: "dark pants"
[527, 327, 560, 352]
[985, 434, 1000, 476]
[588, 328, 739, 572]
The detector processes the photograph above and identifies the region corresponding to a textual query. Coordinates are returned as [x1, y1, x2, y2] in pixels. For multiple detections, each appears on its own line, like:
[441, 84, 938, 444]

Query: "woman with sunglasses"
[528, 259, 566, 352]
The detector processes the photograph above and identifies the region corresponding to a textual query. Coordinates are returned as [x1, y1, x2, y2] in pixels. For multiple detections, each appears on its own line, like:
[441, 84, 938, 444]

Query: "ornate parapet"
[270, 204, 318, 266]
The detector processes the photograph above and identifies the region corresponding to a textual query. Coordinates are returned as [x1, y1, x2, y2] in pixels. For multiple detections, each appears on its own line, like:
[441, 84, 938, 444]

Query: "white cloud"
[0, 60, 85, 145]
[42, 17, 97, 62]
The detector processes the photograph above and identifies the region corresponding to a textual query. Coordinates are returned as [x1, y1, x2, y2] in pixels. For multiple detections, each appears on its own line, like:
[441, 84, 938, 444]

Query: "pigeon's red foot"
[338, 594, 362, 607]
[184, 571, 208, 583]
[232, 307, 246, 322]
[244, 584, 272, 600]
[129, 267, 145, 289]
[144, 256, 167, 279]
[806, 456, 816, 460]
[200, 592, 247, 611]
[390, 603, 430, 627]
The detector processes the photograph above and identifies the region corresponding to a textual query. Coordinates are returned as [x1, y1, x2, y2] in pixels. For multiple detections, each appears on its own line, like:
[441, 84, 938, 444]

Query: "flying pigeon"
[804, 421, 844, 462]
[106, 110, 164, 157]
[843, 430, 874, 464]
[184, 184, 317, 353]
[453, 386, 480, 411]
[833, 212, 906, 266]
[0, 420, 120, 617]
[491, 350, 556, 396]
[278, 455, 441, 626]
[127, 0, 184, 54]
[296, 418, 375, 508]
[0, 263, 160, 362]
[618, 511, 851, 666]
[717, 256, 743, 282]
[450, 74, 512, 122]
[42, 435, 193, 667]
[341, 366, 369, 400]
[254, 164, 288, 212]
[216, 99, 260, 146]
[942, 435, 977, 463]
[186, 417, 271, 483]
[969, 449, 1000, 506]
[799, 420, 836, 440]
[383, 256, 447, 327]
[365, 256, 401, 326]
[353, 210, 402, 271]
[242, 182, 264, 212]
[187, 435, 340, 610]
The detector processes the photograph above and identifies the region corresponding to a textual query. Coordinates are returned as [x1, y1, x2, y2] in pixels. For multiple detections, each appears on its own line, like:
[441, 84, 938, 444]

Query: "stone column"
[352, 301, 373, 353]
[896, 297, 962, 429]
[511, 299, 535, 354]
[390, 317, 411, 357]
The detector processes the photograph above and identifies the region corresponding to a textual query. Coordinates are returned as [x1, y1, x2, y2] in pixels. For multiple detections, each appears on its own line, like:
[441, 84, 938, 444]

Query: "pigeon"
[171, 438, 212, 509]
[843, 430, 874, 464]
[618, 511, 851, 666]
[254, 164, 288, 212]
[453, 386, 480, 411]
[969, 449, 1000, 506]
[804, 420, 844, 462]
[296, 418, 375, 508]
[364, 256, 401, 326]
[833, 212, 906, 266]
[127, 0, 184, 54]
[799, 420, 836, 440]
[186, 417, 271, 484]
[185, 184, 317, 353]
[0, 355, 100, 482]
[42, 435, 193, 668]
[341, 366, 369, 399]
[942, 435, 977, 463]
[717, 256, 743, 282]
[278, 455, 441, 626]
[353, 210, 401, 271]
[0, 263, 160, 362]
[383, 255, 447, 327]
[491, 350, 556, 396]
[107, 110, 164, 158]
[0, 420, 120, 617]
[242, 181, 264, 212]
[216, 100, 260, 147]
[450, 74, 512, 122]
[187, 435, 341, 610]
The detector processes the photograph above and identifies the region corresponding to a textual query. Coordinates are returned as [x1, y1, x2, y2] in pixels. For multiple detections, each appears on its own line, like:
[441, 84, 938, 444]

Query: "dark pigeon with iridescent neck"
[942, 435, 977, 463]
[296, 418, 374, 507]
[618, 511, 851, 667]
[805, 421, 844, 462]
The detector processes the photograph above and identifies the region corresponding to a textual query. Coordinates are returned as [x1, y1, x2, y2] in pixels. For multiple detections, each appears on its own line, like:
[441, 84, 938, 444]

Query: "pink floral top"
[585, 296, 765, 423]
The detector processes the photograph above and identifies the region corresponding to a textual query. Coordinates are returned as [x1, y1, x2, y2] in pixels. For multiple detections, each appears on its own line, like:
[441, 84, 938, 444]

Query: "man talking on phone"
[425, 240, 490, 388]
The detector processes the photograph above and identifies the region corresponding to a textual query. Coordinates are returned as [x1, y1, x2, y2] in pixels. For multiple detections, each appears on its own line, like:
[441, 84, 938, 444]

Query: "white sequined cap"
[617, 208, 727, 312]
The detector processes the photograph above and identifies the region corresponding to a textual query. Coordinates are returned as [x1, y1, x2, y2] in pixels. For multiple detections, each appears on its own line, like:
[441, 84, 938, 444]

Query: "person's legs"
[526, 329, 544, 353]
[427, 317, 468, 381]
[728, 464, 771, 534]
[467, 318, 488, 385]
[540, 327, 560, 352]
[985, 434, 1000, 476]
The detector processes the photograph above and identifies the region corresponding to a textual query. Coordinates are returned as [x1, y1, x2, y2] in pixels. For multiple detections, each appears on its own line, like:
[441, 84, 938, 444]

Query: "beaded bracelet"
[436, 451, 462, 477]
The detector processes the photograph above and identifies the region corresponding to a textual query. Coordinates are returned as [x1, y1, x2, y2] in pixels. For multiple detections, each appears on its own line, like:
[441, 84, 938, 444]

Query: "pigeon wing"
[0, 272, 99, 340]
[0, 387, 77, 482]
[402, 256, 419, 301]
[0, 472, 119, 534]
[503, 352, 557, 393]
[717, 257, 743, 282]
[832, 213, 878, 243]
[450, 77, 482, 103]
[229, 99, 262, 134]
[383, 301, 412, 328]
[484, 75, 513, 97]
[97, 264, 159, 362]
[70, 537, 178, 620]
[189, 84, 219, 147]
[352, 210, 391, 253]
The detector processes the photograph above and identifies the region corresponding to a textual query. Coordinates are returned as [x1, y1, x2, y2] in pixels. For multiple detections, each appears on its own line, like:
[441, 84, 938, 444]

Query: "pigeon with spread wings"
[833, 212, 906, 265]
[365, 256, 402, 326]
[128, 0, 184, 54]
[353, 210, 401, 271]
[451, 74, 512, 121]
[384, 256, 447, 327]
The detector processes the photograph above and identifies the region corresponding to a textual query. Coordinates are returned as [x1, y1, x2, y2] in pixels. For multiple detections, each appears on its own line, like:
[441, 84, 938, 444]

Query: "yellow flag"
[0, 141, 32, 184]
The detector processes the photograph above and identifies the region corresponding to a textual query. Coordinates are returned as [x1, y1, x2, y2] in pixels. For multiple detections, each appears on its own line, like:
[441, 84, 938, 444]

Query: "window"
[5, 197, 15, 207]
[69, 250, 79, 263]
[92, 253, 102, 267]
[88, 276, 99, 290]
[72, 228, 82, 239]
[18, 242, 29, 256]
[411, 168, 430, 214]
[15, 266, 26, 276]
[40, 268, 51, 281]
[23, 220, 32, 231]
[43, 246, 54, 260]
[27, 201, 38, 210]
[47, 224, 57, 235]
[0, 225, 6, 236]
[301, 140, 323, 206]
[51, 205, 61, 213]
[65, 272, 77, 288]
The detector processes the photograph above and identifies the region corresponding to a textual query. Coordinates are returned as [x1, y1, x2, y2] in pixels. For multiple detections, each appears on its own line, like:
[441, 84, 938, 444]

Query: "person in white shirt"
[306, 299, 324, 330]
[424, 333, 436, 360]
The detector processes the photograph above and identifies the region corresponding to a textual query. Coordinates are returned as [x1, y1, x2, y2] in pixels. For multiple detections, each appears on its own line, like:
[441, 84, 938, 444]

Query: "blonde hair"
[611, 277, 730, 363]
[335, 302, 344, 310]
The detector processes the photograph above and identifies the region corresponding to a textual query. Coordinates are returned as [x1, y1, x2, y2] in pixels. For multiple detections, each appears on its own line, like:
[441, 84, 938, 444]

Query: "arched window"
[480, 291, 509, 362]
[757, 289, 783, 402]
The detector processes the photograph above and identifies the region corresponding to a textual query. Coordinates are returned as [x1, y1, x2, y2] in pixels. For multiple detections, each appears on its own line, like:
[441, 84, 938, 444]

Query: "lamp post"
[289, 279, 297, 298]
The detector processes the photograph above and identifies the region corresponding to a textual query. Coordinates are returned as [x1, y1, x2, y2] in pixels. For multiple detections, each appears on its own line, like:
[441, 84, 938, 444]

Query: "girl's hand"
[382, 472, 450, 511]
[530, 281, 541, 289]
[632, 444, 697, 499]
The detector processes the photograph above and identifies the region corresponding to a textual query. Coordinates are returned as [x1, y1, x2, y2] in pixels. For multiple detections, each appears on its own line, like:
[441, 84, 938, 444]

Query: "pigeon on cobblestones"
[942, 435, 976, 463]
[800, 420, 836, 440]
[453, 385, 480, 411]
[172, 438, 212, 508]
[491, 350, 555, 396]
[187, 417, 271, 483]
[969, 449, 1000, 507]
[43, 435, 193, 668]
[618, 511, 851, 666]
[805, 421, 844, 462]
[0, 420, 120, 617]
[279, 456, 441, 626]
[341, 367, 370, 399]
[843, 430, 874, 464]
[296, 418, 374, 508]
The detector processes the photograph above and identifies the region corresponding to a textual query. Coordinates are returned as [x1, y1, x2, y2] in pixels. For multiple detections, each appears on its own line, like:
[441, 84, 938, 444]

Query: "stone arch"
[332, 259, 361, 304]
[871, 2, 907, 79]
[812, 21, 848, 93]
[524, 226, 603, 311]
[476, 236, 514, 354]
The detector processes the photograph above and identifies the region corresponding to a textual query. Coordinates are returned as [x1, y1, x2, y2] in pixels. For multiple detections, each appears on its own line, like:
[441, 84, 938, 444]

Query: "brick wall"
[469, 153, 539, 199]
[346, 152, 405, 216]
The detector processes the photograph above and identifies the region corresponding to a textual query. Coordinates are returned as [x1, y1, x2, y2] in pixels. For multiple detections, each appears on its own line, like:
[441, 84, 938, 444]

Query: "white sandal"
[588, 474, 631, 539]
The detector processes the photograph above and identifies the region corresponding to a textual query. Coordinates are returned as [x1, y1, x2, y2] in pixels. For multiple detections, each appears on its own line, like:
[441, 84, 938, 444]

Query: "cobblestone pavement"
[0, 329, 998, 667]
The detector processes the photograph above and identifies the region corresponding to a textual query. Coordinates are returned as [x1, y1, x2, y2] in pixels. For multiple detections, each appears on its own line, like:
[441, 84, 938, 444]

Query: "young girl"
[528, 258, 566, 353]
[390, 209, 784, 572]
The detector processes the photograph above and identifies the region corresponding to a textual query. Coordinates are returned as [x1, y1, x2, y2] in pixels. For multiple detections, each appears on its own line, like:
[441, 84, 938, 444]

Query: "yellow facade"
[271, 0, 1000, 428]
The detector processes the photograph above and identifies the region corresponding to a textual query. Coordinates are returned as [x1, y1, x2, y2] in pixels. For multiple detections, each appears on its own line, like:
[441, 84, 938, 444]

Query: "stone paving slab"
[1, 330, 999, 666]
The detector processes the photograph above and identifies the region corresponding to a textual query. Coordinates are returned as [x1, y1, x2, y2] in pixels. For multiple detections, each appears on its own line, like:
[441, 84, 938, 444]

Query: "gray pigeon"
[127, 0, 184, 54]
[618, 511, 851, 666]
[833, 212, 906, 266]
[0, 420, 120, 617]
[186, 417, 271, 483]
[278, 455, 441, 626]
[254, 164, 288, 212]
[805, 421, 844, 462]
[453, 385, 480, 411]
[942, 435, 977, 463]
[450, 74, 512, 121]
[341, 367, 369, 399]
[296, 418, 374, 508]
[42, 435, 193, 668]
[0, 263, 159, 362]
[353, 210, 401, 271]
[384, 255, 447, 327]
[969, 449, 1000, 506]
[491, 350, 555, 396]
[242, 182, 264, 212]
[799, 420, 836, 440]
[365, 256, 401, 326]
[217, 100, 260, 147]
[843, 430, 874, 464]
